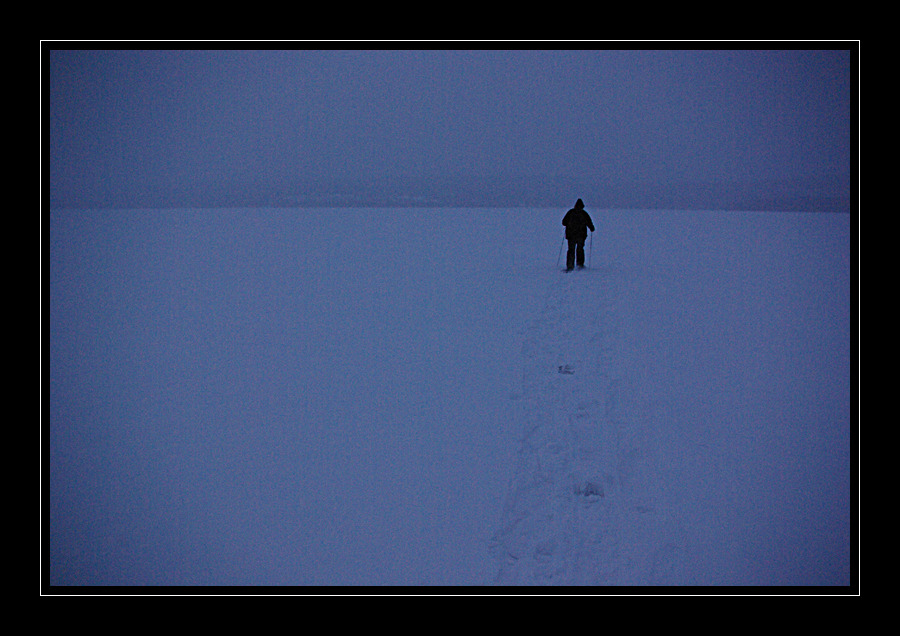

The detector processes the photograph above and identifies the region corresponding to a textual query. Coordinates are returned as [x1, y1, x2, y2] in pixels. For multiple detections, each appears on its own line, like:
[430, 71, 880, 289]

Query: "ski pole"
[556, 235, 565, 268]
[589, 231, 593, 268]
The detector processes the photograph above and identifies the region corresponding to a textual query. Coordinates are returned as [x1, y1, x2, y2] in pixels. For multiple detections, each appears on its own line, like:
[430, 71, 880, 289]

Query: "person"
[561, 198, 595, 271]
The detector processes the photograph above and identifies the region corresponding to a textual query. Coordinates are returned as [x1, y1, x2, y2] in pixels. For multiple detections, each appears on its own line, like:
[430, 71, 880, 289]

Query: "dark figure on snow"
[562, 199, 595, 271]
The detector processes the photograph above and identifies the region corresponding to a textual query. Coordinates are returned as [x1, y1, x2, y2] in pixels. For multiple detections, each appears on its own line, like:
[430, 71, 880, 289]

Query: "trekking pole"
[556, 235, 565, 269]
[589, 231, 593, 268]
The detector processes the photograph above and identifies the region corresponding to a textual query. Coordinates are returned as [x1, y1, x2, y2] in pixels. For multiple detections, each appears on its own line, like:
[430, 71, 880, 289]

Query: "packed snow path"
[490, 266, 688, 585]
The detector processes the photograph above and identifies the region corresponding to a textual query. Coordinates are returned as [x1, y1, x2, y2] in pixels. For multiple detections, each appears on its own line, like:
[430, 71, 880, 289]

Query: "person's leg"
[576, 239, 586, 267]
[566, 239, 576, 270]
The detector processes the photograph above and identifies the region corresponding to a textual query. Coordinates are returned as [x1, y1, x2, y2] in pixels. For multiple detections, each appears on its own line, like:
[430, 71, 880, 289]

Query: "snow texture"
[48, 207, 853, 587]
[491, 266, 689, 584]
[489, 210, 852, 586]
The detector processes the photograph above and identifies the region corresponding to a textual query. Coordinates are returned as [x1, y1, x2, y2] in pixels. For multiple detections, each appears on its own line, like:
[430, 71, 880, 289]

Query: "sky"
[47, 48, 854, 209]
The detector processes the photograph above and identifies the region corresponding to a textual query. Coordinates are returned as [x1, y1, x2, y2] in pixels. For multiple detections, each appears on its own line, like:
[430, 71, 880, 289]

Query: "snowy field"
[48, 206, 852, 587]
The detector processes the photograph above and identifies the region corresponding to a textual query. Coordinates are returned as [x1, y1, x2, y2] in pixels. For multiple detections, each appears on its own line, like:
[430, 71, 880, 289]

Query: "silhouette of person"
[561, 199, 595, 271]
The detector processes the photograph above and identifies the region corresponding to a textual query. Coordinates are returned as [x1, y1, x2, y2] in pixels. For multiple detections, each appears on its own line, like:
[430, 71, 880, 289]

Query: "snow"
[48, 207, 853, 587]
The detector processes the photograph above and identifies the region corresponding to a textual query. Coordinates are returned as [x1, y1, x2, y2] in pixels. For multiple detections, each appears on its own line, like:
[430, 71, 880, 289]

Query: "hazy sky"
[48, 48, 853, 207]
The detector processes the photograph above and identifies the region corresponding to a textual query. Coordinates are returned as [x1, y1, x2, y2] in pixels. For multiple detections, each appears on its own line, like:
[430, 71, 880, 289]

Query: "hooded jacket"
[562, 199, 595, 241]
